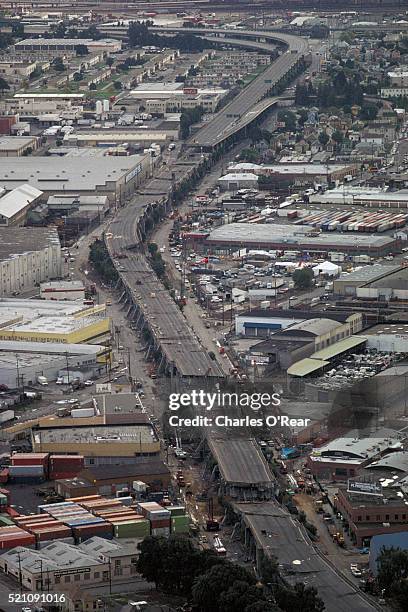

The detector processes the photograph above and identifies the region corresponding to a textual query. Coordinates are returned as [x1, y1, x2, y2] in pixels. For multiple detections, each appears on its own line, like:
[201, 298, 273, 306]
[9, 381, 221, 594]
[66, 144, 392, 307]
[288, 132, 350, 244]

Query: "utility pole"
[15, 354, 20, 390]
[17, 552, 22, 594]
[65, 351, 70, 385]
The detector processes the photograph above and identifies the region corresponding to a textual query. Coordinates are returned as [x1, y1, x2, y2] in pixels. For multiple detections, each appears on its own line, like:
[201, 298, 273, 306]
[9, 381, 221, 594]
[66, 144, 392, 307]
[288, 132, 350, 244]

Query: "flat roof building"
[204, 223, 396, 256]
[0, 227, 61, 297]
[15, 38, 122, 53]
[32, 423, 160, 458]
[0, 154, 151, 205]
[333, 265, 402, 296]
[0, 298, 109, 345]
[0, 136, 38, 157]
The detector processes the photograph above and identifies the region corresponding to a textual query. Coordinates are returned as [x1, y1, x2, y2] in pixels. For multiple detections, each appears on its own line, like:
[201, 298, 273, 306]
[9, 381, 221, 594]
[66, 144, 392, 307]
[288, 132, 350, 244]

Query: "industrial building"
[307, 429, 404, 482]
[130, 82, 226, 114]
[309, 186, 408, 209]
[333, 265, 402, 297]
[0, 299, 110, 346]
[0, 184, 42, 227]
[364, 324, 408, 352]
[248, 313, 363, 370]
[235, 309, 363, 339]
[15, 38, 122, 53]
[218, 173, 259, 191]
[204, 223, 396, 257]
[0, 155, 151, 206]
[287, 335, 368, 380]
[0, 136, 38, 157]
[32, 423, 160, 459]
[40, 280, 85, 301]
[227, 162, 358, 183]
[0, 537, 139, 593]
[0, 227, 61, 296]
[55, 460, 171, 498]
[0, 340, 108, 388]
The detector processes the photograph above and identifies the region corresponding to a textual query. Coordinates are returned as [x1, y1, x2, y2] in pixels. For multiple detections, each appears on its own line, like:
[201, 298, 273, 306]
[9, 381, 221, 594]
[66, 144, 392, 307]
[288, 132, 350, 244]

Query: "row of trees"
[89, 239, 118, 284]
[180, 106, 204, 139]
[128, 21, 209, 53]
[147, 242, 165, 278]
[137, 535, 325, 612]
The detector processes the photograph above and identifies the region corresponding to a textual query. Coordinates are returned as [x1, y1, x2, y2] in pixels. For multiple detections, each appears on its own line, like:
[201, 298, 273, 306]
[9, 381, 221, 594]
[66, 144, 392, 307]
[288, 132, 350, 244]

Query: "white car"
[84, 380, 94, 386]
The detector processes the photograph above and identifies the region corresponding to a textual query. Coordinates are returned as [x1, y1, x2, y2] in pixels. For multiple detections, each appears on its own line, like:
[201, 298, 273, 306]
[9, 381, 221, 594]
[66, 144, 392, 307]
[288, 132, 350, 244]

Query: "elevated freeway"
[235, 502, 378, 612]
[106, 161, 226, 380]
[153, 26, 308, 148]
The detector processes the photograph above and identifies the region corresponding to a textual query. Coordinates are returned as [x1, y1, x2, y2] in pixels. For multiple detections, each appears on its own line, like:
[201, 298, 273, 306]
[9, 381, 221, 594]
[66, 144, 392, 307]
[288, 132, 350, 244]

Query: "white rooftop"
[0, 184, 42, 220]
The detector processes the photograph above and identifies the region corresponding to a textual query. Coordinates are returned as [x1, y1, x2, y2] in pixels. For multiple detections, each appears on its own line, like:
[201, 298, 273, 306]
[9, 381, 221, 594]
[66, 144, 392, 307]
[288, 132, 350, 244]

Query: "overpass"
[106, 161, 226, 381]
[153, 25, 308, 149]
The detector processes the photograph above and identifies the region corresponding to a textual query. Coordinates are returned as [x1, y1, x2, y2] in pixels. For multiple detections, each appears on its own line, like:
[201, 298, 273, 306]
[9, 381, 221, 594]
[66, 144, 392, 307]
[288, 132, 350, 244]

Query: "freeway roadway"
[107, 163, 226, 379]
[153, 26, 308, 147]
[236, 502, 378, 612]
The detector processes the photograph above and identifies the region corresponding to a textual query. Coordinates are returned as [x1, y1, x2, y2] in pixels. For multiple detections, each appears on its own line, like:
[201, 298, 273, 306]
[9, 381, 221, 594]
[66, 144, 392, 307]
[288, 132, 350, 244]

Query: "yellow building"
[0, 315, 110, 345]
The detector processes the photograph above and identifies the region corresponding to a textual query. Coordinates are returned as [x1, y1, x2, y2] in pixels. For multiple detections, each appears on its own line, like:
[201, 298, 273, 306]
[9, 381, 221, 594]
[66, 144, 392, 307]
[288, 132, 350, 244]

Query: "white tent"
[313, 261, 341, 277]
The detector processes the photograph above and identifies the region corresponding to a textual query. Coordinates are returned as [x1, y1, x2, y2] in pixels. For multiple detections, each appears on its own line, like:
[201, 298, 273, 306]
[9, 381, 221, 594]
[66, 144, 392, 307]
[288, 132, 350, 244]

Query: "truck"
[37, 376, 48, 386]
[0, 410, 15, 424]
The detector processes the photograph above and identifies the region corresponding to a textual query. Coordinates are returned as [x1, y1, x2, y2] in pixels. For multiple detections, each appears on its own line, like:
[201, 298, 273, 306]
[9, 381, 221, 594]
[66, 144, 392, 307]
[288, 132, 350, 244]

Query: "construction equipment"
[205, 498, 220, 532]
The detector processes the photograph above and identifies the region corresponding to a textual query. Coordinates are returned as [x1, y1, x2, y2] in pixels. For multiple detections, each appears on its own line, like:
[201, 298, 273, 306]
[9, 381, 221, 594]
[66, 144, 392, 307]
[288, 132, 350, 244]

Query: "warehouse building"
[55, 460, 171, 497]
[204, 223, 396, 257]
[0, 154, 151, 206]
[333, 265, 402, 297]
[0, 537, 138, 593]
[309, 186, 408, 209]
[364, 324, 408, 352]
[15, 38, 122, 53]
[0, 299, 110, 346]
[235, 309, 363, 338]
[308, 428, 404, 482]
[0, 135, 38, 157]
[0, 340, 108, 388]
[0, 227, 61, 296]
[40, 280, 85, 301]
[248, 314, 362, 370]
[227, 162, 358, 183]
[32, 423, 160, 459]
[287, 335, 368, 379]
[0, 184, 43, 226]
[218, 173, 259, 191]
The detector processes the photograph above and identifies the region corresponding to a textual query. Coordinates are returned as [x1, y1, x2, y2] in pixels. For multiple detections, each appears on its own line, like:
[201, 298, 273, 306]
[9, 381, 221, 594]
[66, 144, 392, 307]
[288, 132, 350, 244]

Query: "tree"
[331, 129, 344, 147]
[73, 72, 83, 82]
[275, 583, 325, 612]
[192, 563, 257, 612]
[292, 268, 314, 290]
[113, 80, 122, 91]
[106, 56, 114, 67]
[89, 83, 97, 90]
[52, 57, 65, 72]
[239, 148, 260, 163]
[318, 131, 329, 146]
[148, 243, 158, 257]
[0, 76, 10, 92]
[75, 44, 89, 56]
[359, 104, 378, 121]
[277, 110, 296, 132]
[377, 547, 408, 593]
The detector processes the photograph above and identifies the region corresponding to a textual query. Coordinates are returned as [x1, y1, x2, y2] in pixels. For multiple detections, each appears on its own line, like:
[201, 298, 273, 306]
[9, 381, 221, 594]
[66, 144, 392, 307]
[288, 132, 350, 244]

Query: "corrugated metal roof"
[287, 357, 330, 377]
[312, 335, 367, 361]
[0, 184, 42, 219]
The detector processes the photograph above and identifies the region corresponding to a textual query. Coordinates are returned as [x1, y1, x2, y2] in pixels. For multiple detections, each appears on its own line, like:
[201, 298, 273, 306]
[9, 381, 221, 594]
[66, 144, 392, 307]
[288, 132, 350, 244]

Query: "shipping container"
[73, 522, 113, 542]
[68, 495, 102, 503]
[151, 527, 170, 537]
[11, 453, 49, 466]
[113, 519, 150, 539]
[9, 465, 44, 476]
[167, 506, 186, 517]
